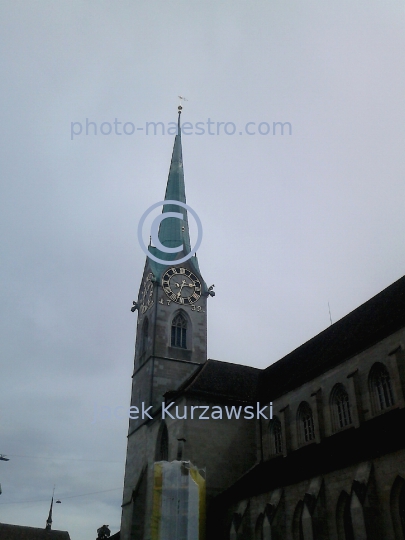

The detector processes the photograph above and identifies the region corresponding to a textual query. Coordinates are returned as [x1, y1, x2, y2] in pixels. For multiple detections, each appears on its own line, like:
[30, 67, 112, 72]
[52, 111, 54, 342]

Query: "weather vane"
[178, 95, 188, 112]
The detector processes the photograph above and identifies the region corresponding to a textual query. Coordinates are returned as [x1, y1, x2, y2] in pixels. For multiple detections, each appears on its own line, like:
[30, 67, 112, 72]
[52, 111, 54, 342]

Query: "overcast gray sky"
[0, 1, 404, 539]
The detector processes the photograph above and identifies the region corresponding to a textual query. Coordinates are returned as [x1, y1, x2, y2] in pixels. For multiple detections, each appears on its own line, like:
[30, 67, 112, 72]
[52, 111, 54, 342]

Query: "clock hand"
[176, 280, 187, 298]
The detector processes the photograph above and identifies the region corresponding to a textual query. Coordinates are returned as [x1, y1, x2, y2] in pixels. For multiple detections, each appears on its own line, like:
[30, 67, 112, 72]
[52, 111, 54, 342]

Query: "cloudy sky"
[0, 1, 404, 538]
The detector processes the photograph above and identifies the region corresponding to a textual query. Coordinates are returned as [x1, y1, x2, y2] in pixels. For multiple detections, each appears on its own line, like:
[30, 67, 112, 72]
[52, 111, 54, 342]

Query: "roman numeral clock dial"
[139, 273, 154, 314]
[161, 267, 202, 306]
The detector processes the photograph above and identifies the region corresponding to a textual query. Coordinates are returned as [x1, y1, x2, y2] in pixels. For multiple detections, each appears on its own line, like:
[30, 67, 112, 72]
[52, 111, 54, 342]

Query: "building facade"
[119, 111, 405, 540]
[212, 278, 405, 540]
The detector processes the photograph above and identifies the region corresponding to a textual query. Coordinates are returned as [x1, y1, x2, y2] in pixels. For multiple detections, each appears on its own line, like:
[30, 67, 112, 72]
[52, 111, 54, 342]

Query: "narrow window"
[331, 384, 352, 431]
[292, 501, 304, 540]
[155, 422, 169, 461]
[336, 491, 354, 540]
[255, 513, 264, 540]
[390, 476, 405, 540]
[139, 318, 148, 365]
[370, 363, 395, 412]
[269, 416, 283, 455]
[171, 313, 187, 349]
[297, 402, 315, 445]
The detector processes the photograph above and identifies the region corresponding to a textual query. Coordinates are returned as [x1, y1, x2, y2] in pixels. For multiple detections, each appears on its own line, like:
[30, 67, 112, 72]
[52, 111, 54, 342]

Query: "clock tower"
[120, 109, 212, 540]
[130, 108, 209, 426]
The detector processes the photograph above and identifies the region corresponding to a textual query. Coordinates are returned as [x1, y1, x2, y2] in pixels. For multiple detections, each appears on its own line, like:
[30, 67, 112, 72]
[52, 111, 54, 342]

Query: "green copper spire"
[158, 110, 191, 254]
[148, 109, 201, 278]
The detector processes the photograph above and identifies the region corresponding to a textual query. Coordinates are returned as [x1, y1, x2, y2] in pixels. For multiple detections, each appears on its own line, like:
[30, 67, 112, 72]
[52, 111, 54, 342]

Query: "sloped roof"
[166, 359, 260, 403]
[165, 277, 405, 406]
[259, 275, 405, 401]
[166, 276, 405, 408]
[0, 524, 70, 540]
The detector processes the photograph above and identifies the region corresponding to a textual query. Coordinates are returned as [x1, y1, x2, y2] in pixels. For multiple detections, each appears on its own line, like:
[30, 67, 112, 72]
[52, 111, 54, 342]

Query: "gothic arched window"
[390, 476, 405, 540]
[171, 313, 187, 349]
[297, 402, 315, 446]
[255, 512, 272, 540]
[269, 416, 283, 455]
[369, 362, 395, 412]
[292, 501, 304, 540]
[336, 491, 354, 540]
[331, 384, 352, 431]
[255, 513, 264, 540]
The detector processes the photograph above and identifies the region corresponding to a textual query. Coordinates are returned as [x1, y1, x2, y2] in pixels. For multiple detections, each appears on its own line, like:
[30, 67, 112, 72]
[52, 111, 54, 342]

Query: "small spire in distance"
[45, 496, 53, 530]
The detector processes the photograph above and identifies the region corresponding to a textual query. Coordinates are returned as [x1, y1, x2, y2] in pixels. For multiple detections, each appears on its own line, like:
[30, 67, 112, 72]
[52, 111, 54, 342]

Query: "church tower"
[120, 108, 211, 540]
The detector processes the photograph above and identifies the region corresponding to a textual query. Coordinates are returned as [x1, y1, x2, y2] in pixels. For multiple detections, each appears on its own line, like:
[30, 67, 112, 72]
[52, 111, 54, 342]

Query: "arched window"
[155, 422, 169, 462]
[269, 416, 283, 455]
[390, 476, 405, 540]
[336, 491, 354, 540]
[255, 512, 272, 540]
[292, 501, 304, 540]
[138, 318, 149, 365]
[255, 513, 264, 540]
[369, 362, 395, 412]
[399, 483, 405, 540]
[171, 313, 187, 349]
[262, 513, 272, 540]
[297, 402, 315, 445]
[331, 384, 352, 431]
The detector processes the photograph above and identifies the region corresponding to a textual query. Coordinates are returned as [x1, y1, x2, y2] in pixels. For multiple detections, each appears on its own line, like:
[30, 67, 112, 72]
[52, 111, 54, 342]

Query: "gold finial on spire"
[178, 95, 188, 113]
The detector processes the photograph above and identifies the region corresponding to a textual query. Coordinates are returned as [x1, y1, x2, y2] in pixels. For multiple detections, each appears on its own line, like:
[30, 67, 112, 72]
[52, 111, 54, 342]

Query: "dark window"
[292, 501, 304, 540]
[171, 313, 187, 349]
[370, 363, 395, 411]
[336, 491, 354, 540]
[297, 402, 315, 445]
[376, 370, 394, 409]
[337, 391, 351, 428]
[331, 384, 352, 431]
[255, 513, 264, 540]
[139, 318, 148, 365]
[269, 417, 283, 455]
[399, 480, 405, 540]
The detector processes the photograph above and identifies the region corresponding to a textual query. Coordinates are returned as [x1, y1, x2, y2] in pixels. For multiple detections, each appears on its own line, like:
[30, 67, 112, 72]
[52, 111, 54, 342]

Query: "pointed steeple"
[148, 108, 200, 277]
[158, 110, 191, 254]
[45, 497, 53, 530]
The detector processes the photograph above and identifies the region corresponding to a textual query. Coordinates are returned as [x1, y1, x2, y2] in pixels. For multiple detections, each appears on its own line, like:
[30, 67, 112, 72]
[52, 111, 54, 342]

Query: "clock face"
[140, 273, 154, 313]
[161, 267, 202, 305]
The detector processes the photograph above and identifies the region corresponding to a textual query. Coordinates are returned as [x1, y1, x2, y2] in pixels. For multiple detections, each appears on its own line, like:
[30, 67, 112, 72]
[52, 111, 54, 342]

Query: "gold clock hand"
[176, 280, 187, 297]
